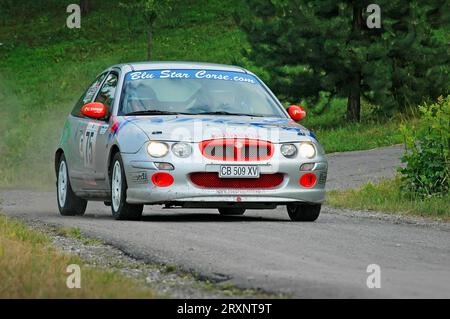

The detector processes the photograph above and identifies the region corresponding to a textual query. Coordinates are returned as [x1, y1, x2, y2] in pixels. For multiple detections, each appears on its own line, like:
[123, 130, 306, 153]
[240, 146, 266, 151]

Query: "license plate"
[219, 165, 260, 178]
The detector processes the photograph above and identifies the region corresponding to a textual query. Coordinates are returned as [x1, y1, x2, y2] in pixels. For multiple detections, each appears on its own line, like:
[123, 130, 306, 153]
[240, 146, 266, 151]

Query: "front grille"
[190, 172, 284, 189]
[200, 139, 274, 161]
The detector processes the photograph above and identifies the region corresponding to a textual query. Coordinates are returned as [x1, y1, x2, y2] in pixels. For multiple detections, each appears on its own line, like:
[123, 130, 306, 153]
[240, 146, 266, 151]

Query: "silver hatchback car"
[55, 62, 327, 221]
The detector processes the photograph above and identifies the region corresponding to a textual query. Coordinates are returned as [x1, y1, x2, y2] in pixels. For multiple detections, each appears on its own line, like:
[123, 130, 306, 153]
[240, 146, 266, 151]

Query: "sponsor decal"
[126, 69, 257, 84]
[132, 171, 148, 184]
[99, 124, 109, 135]
[109, 121, 119, 136]
[210, 132, 260, 139]
[318, 172, 327, 185]
[215, 189, 265, 195]
[108, 118, 138, 140]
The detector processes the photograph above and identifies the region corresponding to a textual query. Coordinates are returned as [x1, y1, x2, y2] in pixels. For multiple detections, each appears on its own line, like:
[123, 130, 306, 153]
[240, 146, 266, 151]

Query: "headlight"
[147, 141, 169, 157]
[172, 142, 192, 158]
[281, 144, 297, 158]
[298, 143, 316, 159]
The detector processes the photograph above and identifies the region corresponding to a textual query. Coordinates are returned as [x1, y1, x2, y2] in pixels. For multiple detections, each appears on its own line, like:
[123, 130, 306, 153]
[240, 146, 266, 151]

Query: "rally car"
[55, 62, 327, 221]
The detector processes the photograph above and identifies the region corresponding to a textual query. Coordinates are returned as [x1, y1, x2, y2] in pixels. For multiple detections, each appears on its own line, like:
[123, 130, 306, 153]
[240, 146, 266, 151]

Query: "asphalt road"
[2, 145, 450, 298]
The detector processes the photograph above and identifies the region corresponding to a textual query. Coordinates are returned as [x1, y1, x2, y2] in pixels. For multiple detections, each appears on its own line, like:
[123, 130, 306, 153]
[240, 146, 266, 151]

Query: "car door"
[90, 71, 120, 191]
[68, 72, 108, 192]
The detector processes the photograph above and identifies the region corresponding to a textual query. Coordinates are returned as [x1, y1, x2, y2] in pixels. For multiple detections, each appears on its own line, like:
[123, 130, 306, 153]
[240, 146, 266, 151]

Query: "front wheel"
[287, 203, 321, 222]
[57, 154, 87, 216]
[110, 152, 143, 220]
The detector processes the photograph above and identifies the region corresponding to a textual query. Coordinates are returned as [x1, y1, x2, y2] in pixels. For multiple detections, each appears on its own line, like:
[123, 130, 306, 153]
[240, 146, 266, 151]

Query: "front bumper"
[121, 142, 327, 206]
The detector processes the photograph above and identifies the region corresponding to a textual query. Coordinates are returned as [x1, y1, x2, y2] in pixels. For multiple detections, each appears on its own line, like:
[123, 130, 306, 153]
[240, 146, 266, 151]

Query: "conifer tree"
[240, 0, 449, 121]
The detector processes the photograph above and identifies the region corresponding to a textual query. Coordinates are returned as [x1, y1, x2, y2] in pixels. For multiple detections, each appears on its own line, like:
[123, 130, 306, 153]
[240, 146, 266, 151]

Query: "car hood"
[122, 115, 316, 143]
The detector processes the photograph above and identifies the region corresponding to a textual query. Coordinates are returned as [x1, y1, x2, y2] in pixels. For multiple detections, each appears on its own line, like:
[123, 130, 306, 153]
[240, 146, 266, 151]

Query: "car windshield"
[119, 69, 286, 117]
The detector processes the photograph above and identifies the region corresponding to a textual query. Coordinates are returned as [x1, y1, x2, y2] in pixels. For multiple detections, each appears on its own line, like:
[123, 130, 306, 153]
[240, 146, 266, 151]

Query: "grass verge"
[56, 227, 103, 246]
[313, 119, 405, 153]
[0, 214, 158, 298]
[302, 98, 414, 153]
[326, 178, 450, 221]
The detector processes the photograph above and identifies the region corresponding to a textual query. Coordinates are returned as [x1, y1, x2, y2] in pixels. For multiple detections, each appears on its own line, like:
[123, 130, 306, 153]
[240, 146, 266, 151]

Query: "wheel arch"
[54, 148, 64, 176]
[108, 144, 121, 179]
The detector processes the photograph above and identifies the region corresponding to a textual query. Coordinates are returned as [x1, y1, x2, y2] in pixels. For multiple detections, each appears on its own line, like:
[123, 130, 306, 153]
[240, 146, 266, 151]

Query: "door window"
[95, 73, 119, 114]
[71, 72, 108, 117]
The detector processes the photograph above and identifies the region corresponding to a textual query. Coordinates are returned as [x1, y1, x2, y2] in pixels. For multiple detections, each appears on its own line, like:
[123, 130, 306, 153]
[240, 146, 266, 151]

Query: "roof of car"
[113, 61, 248, 73]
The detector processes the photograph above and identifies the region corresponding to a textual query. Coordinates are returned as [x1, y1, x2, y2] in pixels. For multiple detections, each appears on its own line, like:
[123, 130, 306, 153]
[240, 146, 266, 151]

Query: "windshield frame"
[117, 69, 289, 118]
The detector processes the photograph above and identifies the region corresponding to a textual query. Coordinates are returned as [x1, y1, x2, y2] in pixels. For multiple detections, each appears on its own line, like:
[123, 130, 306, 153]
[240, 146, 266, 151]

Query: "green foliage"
[119, 0, 171, 25]
[0, 0, 63, 25]
[314, 119, 405, 153]
[399, 96, 450, 197]
[119, 0, 172, 59]
[240, 0, 449, 119]
[299, 96, 407, 152]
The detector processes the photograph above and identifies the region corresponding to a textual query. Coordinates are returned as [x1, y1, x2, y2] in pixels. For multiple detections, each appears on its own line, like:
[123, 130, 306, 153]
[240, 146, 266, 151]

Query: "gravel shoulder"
[21, 218, 282, 299]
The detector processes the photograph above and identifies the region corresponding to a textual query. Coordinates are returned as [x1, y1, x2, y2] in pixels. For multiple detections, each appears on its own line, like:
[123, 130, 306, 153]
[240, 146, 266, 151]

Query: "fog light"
[155, 162, 174, 170]
[300, 163, 315, 171]
[299, 173, 317, 188]
[151, 172, 174, 187]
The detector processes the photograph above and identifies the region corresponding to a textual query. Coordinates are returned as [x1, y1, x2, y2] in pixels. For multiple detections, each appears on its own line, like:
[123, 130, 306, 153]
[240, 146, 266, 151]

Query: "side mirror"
[287, 105, 306, 121]
[81, 102, 107, 119]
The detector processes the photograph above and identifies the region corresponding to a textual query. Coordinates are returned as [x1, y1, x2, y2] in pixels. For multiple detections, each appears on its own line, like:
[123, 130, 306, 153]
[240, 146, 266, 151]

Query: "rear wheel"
[218, 208, 246, 216]
[110, 152, 143, 220]
[57, 154, 87, 216]
[287, 203, 321, 222]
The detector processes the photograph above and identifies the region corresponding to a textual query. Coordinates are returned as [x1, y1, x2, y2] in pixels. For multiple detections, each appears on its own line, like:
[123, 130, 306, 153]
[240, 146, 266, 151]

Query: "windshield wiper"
[126, 110, 183, 116]
[196, 111, 264, 117]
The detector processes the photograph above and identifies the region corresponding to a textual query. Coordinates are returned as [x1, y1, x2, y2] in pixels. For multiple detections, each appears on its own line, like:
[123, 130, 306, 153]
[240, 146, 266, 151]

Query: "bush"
[399, 96, 450, 198]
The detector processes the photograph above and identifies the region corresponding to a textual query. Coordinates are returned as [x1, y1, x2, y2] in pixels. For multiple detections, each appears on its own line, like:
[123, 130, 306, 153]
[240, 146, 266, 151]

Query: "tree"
[80, 0, 90, 15]
[240, 0, 449, 121]
[119, 0, 171, 61]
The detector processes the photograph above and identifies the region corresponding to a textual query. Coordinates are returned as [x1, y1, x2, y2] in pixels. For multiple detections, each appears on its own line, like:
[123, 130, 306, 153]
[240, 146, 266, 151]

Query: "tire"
[110, 152, 143, 220]
[57, 154, 87, 216]
[287, 203, 321, 222]
[218, 208, 246, 216]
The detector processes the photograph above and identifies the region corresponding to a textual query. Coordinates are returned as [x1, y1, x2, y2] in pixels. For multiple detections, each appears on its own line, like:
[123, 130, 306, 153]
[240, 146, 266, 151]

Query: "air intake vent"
[190, 172, 284, 189]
